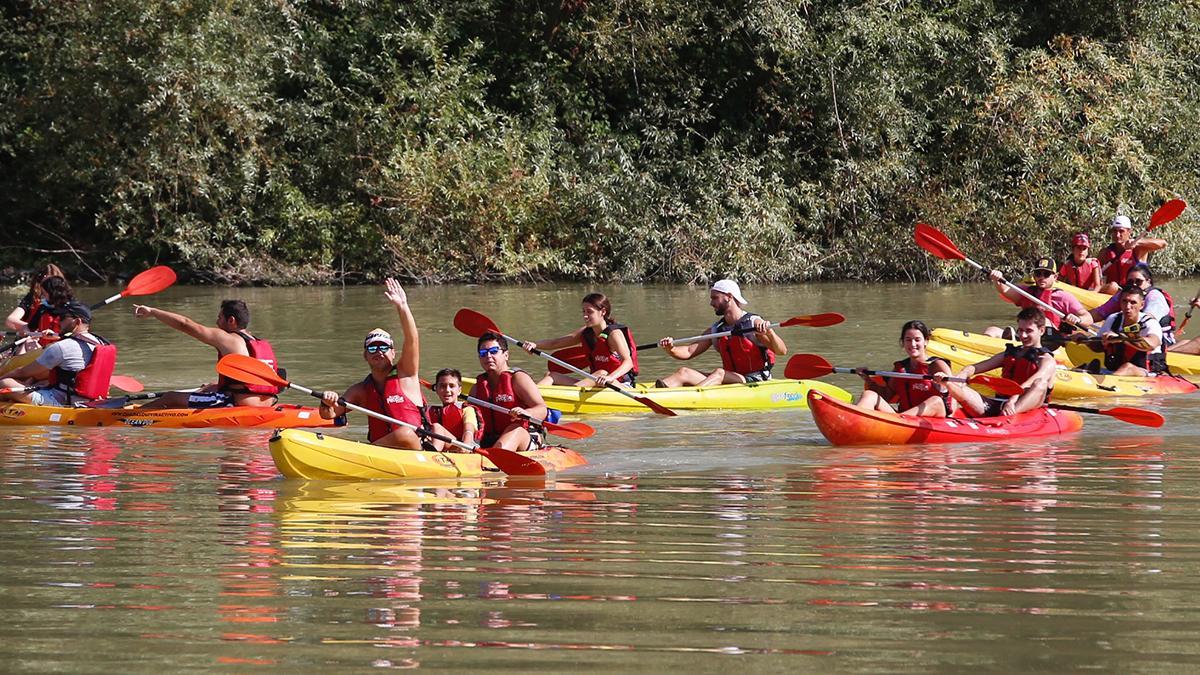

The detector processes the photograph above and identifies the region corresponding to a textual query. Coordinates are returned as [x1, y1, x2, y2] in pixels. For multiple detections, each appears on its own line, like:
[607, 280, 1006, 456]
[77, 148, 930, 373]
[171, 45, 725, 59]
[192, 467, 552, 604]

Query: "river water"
[3, 281, 1200, 671]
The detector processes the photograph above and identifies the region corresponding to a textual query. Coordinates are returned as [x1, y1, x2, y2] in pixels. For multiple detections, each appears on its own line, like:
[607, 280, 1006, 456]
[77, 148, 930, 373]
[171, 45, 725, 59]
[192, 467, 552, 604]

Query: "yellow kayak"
[461, 377, 852, 414]
[269, 428, 588, 480]
[935, 326, 1200, 376]
[926, 339, 1198, 399]
[0, 402, 335, 428]
[0, 349, 41, 377]
[1052, 280, 1112, 310]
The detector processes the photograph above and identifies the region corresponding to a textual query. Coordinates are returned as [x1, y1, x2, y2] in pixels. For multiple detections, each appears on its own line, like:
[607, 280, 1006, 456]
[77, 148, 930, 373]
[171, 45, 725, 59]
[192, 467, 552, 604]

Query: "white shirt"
[1100, 311, 1163, 355]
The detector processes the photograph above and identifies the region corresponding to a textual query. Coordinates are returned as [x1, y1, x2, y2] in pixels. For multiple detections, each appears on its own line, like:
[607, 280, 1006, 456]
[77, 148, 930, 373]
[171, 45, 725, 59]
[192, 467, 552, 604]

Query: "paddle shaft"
[957, 255, 1099, 336]
[505, 328, 663, 410]
[290, 380, 476, 452]
[637, 322, 783, 351]
[830, 366, 973, 386]
[1179, 289, 1200, 335]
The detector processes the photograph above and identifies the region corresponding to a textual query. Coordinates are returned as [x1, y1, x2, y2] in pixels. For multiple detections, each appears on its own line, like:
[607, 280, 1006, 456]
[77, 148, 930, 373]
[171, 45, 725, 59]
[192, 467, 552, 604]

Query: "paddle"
[915, 222, 1098, 335]
[1100, 199, 1187, 274]
[417, 379, 595, 440]
[0, 374, 143, 397]
[216, 354, 546, 476]
[783, 353, 1024, 396]
[1047, 403, 1164, 428]
[89, 265, 178, 311]
[84, 387, 202, 409]
[1178, 287, 1200, 337]
[634, 313, 846, 351]
[454, 308, 677, 416]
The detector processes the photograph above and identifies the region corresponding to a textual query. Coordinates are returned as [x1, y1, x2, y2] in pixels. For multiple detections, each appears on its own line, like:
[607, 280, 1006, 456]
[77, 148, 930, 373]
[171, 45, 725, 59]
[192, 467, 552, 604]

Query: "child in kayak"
[519, 292, 637, 388]
[853, 320, 956, 417]
[935, 307, 1057, 418]
[1058, 233, 1101, 291]
[426, 368, 483, 446]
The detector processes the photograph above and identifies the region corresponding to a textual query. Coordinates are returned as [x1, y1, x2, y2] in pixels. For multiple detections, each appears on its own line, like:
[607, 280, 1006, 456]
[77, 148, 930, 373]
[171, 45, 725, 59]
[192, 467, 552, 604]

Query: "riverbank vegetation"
[2, 1, 1198, 284]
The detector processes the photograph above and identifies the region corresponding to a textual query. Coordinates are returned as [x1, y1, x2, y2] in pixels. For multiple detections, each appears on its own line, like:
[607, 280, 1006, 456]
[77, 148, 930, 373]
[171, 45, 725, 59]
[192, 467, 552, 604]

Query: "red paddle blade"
[1149, 199, 1187, 230]
[546, 421, 595, 439]
[1102, 406, 1164, 428]
[217, 354, 289, 389]
[780, 313, 845, 328]
[783, 354, 835, 380]
[968, 374, 1022, 396]
[453, 308, 500, 338]
[109, 375, 144, 393]
[475, 446, 547, 476]
[631, 394, 677, 416]
[914, 222, 966, 261]
[548, 346, 590, 374]
[123, 266, 177, 297]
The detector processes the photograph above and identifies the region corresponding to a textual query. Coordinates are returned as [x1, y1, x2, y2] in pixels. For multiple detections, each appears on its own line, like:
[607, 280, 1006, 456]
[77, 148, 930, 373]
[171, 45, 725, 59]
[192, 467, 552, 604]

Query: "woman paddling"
[853, 320, 956, 417]
[6, 270, 75, 352]
[519, 293, 638, 388]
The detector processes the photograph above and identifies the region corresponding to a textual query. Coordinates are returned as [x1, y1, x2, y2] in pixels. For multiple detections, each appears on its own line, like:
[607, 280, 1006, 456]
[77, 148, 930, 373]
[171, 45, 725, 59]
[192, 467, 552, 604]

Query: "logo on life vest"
[258, 358, 276, 369]
[495, 394, 515, 404]
[386, 395, 405, 404]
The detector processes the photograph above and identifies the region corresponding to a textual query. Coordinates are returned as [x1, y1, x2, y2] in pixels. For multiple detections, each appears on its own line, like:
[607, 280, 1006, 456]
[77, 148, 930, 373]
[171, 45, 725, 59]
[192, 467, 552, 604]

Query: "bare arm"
[525, 328, 584, 352]
[386, 279, 420, 377]
[600, 329, 634, 379]
[133, 305, 241, 352]
[659, 330, 712, 360]
[510, 371, 548, 421]
[5, 306, 28, 332]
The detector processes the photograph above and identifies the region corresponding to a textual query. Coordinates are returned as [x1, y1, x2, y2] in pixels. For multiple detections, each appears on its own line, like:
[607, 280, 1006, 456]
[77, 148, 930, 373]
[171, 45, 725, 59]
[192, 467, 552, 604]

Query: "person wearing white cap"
[319, 279, 453, 451]
[654, 279, 787, 388]
[1098, 213, 1167, 294]
[134, 298, 282, 409]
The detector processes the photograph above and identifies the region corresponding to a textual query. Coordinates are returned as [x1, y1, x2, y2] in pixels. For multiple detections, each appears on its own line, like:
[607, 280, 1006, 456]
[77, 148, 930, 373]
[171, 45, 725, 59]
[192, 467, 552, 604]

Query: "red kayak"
[808, 390, 1084, 446]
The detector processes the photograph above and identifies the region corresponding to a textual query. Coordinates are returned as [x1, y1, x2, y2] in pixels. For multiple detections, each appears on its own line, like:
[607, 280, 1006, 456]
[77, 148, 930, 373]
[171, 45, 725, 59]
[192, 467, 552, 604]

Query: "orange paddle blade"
[784, 354, 835, 380]
[453, 308, 501, 338]
[217, 354, 289, 389]
[548, 421, 596, 439]
[123, 266, 177, 297]
[914, 222, 966, 261]
[109, 375, 144, 393]
[1149, 199, 1187, 230]
[1098, 406, 1164, 427]
[780, 313, 845, 328]
[967, 374, 1022, 396]
[476, 446, 547, 476]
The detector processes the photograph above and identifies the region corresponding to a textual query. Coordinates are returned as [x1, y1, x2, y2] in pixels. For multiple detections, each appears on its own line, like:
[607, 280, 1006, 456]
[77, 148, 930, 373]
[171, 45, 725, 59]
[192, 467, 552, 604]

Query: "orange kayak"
[808, 390, 1084, 446]
[0, 403, 336, 429]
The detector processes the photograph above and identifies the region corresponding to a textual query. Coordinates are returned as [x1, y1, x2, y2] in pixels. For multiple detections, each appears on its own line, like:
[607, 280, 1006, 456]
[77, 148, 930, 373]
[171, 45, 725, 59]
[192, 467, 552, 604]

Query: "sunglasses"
[365, 344, 392, 354]
[478, 346, 504, 357]
[1032, 270, 1053, 278]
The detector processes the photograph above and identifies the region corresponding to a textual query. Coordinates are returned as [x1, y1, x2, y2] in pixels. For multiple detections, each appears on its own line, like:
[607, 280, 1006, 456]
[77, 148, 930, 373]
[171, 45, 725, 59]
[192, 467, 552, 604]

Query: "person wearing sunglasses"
[318, 279, 452, 451]
[983, 257, 1093, 339]
[470, 332, 549, 453]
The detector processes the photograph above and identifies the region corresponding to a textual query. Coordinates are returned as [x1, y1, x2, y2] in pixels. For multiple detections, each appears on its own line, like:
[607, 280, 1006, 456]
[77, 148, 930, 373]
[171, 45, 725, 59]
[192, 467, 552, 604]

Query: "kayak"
[461, 377, 853, 414]
[932, 328, 1071, 365]
[1053, 280, 1112, 310]
[269, 428, 588, 480]
[934, 326, 1200, 377]
[808, 390, 1084, 446]
[0, 402, 336, 429]
[925, 339, 1199, 399]
[0, 349, 41, 378]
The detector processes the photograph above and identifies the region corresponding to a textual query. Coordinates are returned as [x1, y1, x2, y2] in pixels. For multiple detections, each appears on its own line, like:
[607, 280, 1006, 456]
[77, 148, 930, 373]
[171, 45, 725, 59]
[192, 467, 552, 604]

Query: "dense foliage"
[2, 0, 1198, 284]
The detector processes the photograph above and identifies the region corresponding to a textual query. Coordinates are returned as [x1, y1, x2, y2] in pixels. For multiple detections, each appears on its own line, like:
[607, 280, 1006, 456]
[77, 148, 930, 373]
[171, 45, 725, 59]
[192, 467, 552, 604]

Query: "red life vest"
[1147, 286, 1176, 339]
[1058, 257, 1100, 290]
[360, 375, 428, 443]
[217, 332, 282, 396]
[1001, 344, 1054, 403]
[712, 313, 775, 375]
[889, 357, 949, 410]
[428, 402, 484, 443]
[25, 303, 62, 347]
[581, 322, 638, 380]
[1100, 244, 1136, 285]
[1103, 313, 1166, 373]
[470, 369, 529, 445]
[48, 334, 117, 400]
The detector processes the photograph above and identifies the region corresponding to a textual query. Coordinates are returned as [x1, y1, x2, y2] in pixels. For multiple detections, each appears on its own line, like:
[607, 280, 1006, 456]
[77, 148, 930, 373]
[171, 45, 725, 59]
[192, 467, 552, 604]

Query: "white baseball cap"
[1110, 215, 1132, 229]
[363, 328, 394, 348]
[710, 279, 748, 306]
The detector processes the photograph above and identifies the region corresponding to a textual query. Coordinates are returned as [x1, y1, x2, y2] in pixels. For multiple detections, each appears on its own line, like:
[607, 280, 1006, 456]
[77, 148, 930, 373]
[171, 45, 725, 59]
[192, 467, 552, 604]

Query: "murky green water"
[4, 281, 1200, 671]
